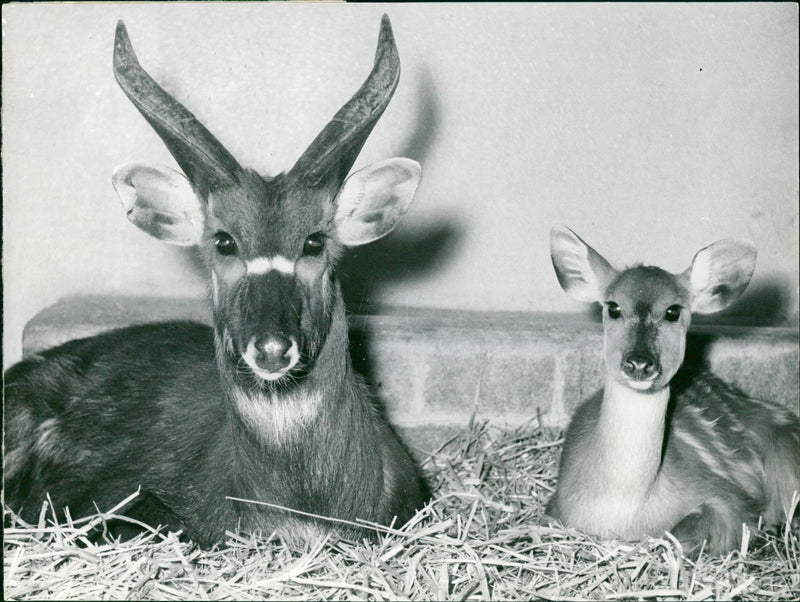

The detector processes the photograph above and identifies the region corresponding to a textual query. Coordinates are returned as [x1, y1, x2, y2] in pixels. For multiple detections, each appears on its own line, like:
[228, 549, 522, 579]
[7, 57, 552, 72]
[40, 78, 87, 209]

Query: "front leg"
[670, 498, 755, 556]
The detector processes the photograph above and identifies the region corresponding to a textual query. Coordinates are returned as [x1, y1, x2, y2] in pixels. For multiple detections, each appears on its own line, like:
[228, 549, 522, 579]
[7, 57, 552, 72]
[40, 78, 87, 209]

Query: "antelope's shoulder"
[670, 372, 752, 449]
[667, 372, 781, 500]
[3, 321, 222, 437]
[671, 370, 796, 433]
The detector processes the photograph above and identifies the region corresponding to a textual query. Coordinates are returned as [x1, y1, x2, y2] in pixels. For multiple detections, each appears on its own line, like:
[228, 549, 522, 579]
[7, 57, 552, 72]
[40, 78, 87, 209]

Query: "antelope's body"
[546, 227, 799, 554]
[4, 321, 420, 545]
[3, 16, 426, 546]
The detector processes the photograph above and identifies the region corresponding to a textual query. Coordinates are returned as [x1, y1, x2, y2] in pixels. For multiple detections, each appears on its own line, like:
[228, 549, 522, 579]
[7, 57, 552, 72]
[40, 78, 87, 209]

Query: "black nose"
[254, 335, 293, 372]
[622, 353, 656, 379]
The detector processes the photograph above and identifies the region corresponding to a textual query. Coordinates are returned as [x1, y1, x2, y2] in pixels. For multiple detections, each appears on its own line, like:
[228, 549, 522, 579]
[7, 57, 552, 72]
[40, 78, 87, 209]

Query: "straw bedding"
[4, 421, 798, 600]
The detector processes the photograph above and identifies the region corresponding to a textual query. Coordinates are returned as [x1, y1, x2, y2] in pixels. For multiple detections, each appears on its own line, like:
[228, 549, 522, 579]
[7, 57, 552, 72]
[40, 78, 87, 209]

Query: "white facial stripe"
[243, 337, 300, 381]
[211, 270, 219, 306]
[246, 256, 295, 276]
[223, 328, 235, 356]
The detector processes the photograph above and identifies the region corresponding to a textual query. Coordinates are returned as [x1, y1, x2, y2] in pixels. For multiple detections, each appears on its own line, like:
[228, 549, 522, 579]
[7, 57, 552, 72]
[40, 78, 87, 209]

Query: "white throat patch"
[232, 387, 323, 444]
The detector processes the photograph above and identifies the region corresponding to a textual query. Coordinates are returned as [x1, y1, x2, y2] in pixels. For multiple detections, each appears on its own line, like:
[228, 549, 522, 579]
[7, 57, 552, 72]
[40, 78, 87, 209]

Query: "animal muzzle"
[243, 334, 300, 381]
[235, 271, 303, 382]
[621, 352, 659, 388]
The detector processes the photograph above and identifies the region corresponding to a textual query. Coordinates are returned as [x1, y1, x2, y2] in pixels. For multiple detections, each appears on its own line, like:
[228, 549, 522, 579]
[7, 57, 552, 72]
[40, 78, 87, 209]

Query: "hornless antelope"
[3, 16, 427, 547]
[546, 226, 799, 555]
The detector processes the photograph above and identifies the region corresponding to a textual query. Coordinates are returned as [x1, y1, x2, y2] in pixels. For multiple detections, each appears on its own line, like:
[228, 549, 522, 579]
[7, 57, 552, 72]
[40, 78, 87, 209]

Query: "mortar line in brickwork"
[471, 350, 488, 417]
[412, 349, 434, 415]
[392, 412, 544, 429]
[548, 352, 571, 428]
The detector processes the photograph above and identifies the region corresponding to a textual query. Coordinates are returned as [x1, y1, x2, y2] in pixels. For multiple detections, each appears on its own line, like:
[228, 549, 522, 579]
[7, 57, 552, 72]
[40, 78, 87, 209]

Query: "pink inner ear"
[333, 159, 420, 247]
[134, 180, 170, 207]
[370, 196, 393, 210]
[688, 239, 757, 314]
[144, 211, 177, 238]
[131, 194, 164, 213]
[113, 164, 205, 246]
[128, 205, 200, 246]
[361, 211, 383, 224]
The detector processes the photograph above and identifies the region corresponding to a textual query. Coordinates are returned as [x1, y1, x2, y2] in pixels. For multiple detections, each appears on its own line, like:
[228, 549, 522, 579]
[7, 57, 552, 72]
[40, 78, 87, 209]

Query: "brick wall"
[20, 296, 800, 452]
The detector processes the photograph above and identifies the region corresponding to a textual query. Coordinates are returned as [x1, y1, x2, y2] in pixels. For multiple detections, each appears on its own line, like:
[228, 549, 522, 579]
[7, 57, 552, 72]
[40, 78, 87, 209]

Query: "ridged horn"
[113, 21, 242, 188]
[289, 14, 401, 189]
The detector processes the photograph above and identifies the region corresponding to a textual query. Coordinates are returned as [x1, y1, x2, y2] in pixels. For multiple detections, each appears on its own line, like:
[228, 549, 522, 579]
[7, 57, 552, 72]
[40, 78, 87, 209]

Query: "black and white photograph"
[2, 2, 798, 599]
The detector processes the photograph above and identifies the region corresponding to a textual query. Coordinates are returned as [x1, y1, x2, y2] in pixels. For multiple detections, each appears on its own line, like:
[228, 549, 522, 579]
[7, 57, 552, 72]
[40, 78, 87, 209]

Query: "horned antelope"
[546, 226, 799, 555]
[3, 16, 428, 547]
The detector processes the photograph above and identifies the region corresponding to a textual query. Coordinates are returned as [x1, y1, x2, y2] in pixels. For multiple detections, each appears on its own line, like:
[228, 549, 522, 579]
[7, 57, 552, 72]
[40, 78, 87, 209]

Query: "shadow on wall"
[394, 65, 440, 163]
[694, 277, 797, 327]
[339, 221, 463, 314]
[341, 63, 464, 314]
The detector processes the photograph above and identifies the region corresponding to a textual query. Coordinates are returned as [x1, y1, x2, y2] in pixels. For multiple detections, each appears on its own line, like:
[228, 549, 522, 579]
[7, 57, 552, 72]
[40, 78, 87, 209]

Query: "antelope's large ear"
[683, 239, 757, 314]
[333, 158, 421, 247]
[550, 226, 618, 303]
[112, 162, 205, 246]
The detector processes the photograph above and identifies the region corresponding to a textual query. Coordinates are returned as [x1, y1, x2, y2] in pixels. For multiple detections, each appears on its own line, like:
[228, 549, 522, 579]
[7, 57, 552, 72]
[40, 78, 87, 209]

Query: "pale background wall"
[3, 2, 798, 369]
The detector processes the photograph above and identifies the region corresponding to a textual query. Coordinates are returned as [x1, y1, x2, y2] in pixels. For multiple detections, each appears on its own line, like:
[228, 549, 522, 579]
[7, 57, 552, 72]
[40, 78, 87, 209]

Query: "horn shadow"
[392, 64, 440, 166]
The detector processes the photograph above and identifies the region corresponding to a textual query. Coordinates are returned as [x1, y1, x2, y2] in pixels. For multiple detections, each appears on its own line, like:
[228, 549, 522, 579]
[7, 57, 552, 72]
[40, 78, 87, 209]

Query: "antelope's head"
[111, 17, 421, 387]
[550, 226, 756, 392]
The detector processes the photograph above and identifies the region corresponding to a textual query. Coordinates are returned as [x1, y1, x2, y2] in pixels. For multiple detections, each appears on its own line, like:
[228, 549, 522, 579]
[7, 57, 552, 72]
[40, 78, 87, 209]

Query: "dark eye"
[303, 232, 325, 256]
[665, 305, 682, 322]
[214, 232, 237, 256]
[607, 302, 621, 319]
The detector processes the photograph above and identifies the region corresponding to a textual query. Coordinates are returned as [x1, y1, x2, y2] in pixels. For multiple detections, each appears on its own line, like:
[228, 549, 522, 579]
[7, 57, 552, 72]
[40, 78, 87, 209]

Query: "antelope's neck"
[596, 377, 670, 494]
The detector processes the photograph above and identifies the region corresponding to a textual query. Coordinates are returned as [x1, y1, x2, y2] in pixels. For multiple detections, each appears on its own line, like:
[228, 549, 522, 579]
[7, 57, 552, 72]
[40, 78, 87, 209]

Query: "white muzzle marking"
[243, 337, 300, 381]
[246, 255, 295, 275]
[626, 377, 658, 391]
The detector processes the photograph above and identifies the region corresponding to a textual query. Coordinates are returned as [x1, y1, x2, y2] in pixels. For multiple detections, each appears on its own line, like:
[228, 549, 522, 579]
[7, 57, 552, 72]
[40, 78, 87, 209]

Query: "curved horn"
[289, 14, 401, 189]
[113, 21, 241, 187]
